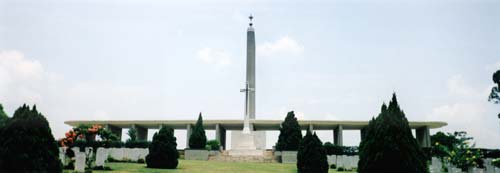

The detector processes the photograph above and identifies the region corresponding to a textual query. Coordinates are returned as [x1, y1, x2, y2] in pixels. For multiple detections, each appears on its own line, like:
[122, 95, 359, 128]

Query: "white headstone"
[327, 155, 336, 166]
[109, 148, 124, 161]
[74, 152, 86, 172]
[59, 147, 66, 166]
[95, 147, 108, 167]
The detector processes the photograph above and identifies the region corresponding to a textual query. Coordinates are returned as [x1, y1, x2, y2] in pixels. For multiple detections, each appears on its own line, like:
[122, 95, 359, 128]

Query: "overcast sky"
[1, 0, 499, 149]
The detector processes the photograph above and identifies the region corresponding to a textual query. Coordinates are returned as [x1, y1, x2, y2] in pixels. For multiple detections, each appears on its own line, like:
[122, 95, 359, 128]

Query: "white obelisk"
[230, 15, 265, 154]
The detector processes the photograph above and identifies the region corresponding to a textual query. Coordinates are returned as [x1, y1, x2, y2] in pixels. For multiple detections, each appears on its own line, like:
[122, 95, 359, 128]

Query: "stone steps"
[208, 150, 278, 163]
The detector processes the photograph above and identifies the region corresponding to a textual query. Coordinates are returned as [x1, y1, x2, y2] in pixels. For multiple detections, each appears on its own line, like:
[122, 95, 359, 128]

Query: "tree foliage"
[0, 104, 62, 173]
[146, 126, 179, 169]
[276, 111, 303, 151]
[431, 131, 482, 171]
[297, 130, 329, 173]
[0, 104, 8, 124]
[127, 127, 138, 142]
[189, 113, 207, 149]
[358, 94, 428, 173]
[489, 70, 500, 104]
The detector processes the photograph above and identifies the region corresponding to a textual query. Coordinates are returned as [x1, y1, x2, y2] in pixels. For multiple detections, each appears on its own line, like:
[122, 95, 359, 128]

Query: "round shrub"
[189, 113, 207, 149]
[297, 130, 329, 173]
[358, 94, 427, 173]
[0, 104, 62, 172]
[276, 111, 302, 151]
[206, 140, 220, 150]
[330, 164, 337, 169]
[146, 126, 179, 169]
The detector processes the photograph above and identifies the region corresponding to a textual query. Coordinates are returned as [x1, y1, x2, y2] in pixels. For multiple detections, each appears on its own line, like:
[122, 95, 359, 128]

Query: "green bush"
[358, 94, 428, 173]
[146, 126, 179, 169]
[337, 167, 345, 171]
[206, 140, 220, 150]
[330, 164, 337, 169]
[323, 142, 358, 156]
[189, 113, 207, 149]
[125, 140, 150, 148]
[297, 130, 329, 173]
[276, 111, 302, 151]
[493, 158, 500, 168]
[0, 104, 63, 172]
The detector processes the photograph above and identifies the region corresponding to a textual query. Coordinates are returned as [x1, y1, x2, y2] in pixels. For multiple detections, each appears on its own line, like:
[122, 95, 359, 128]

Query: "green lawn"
[66, 160, 356, 173]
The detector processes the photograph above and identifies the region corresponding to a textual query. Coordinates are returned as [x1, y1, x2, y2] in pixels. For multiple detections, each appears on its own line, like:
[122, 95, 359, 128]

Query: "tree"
[189, 113, 207, 149]
[276, 111, 303, 151]
[297, 129, 329, 173]
[127, 127, 138, 142]
[146, 126, 179, 169]
[0, 104, 62, 172]
[431, 131, 482, 171]
[358, 94, 428, 173]
[489, 70, 500, 104]
[0, 104, 8, 124]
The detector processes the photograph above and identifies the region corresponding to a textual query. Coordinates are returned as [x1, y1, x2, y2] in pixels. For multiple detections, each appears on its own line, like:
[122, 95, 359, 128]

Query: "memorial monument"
[230, 15, 266, 155]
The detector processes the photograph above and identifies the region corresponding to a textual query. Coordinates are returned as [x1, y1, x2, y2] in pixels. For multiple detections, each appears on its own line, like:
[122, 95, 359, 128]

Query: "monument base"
[230, 130, 266, 156]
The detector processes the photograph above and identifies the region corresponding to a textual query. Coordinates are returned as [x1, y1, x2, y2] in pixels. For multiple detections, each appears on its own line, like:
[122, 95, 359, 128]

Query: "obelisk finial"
[249, 15, 253, 26]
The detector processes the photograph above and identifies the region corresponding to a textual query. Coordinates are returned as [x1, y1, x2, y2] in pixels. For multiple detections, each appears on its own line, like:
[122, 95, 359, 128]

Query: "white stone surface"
[231, 130, 266, 150]
[229, 149, 265, 156]
[495, 167, 500, 173]
[109, 148, 124, 160]
[95, 148, 108, 167]
[59, 147, 66, 166]
[327, 155, 336, 165]
[74, 152, 86, 172]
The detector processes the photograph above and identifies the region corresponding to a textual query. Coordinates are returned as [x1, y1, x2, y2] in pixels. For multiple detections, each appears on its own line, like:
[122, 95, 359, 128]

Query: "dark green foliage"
[0, 104, 8, 125]
[124, 140, 150, 148]
[330, 164, 336, 169]
[297, 130, 329, 173]
[127, 127, 138, 142]
[276, 111, 302, 151]
[189, 113, 207, 149]
[206, 139, 220, 150]
[323, 142, 358, 156]
[489, 70, 500, 103]
[146, 126, 179, 169]
[358, 94, 428, 173]
[0, 104, 62, 173]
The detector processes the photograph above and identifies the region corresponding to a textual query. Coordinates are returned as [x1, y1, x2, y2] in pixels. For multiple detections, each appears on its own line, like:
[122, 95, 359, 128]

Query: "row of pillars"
[105, 124, 227, 149]
[307, 124, 431, 148]
[104, 124, 431, 148]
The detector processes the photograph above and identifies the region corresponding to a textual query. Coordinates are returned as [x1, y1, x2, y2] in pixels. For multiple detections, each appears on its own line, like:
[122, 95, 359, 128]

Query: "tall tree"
[127, 127, 137, 142]
[297, 129, 329, 173]
[358, 94, 428, 173]
[0, 104, 62, 172]
[0, 104, 8, 125]
[189, 113, 207, 149]
[488, 70, 500, 119]
[146, 126, 179, 169]
[276, 111, 303, 151]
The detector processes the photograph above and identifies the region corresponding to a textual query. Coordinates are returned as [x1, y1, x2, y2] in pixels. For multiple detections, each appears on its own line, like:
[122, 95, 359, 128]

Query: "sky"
[1, 0, 499, 149]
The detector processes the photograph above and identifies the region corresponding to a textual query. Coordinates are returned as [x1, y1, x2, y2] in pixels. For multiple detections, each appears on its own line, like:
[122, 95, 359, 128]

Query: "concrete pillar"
[308, 124, 314, 133]
[131, 124, 148, 141]
[105, 124, 122, 140]
[186, 124, 193, 149]
[416, 126, 431, 148]
[215, 124, 227, 150]
[334, 125, 343, 146]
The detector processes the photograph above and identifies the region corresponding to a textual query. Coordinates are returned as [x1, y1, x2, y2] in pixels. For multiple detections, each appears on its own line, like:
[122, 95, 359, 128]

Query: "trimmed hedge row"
[65, 140, 151, 150]
[323, 142, 358, 156]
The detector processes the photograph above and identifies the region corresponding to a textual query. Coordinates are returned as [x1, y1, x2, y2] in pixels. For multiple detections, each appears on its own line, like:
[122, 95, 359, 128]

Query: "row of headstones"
[429, 157, 500, 173]
[59, 147, 149, 172]
[327, 155, 359, 170]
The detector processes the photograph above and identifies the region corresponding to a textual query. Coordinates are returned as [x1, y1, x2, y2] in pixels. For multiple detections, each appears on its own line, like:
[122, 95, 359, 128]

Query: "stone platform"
[209, 150, 277, 163]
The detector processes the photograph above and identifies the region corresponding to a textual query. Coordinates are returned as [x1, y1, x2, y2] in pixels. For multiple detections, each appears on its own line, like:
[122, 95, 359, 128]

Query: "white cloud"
[257, 36, 304, 57]
[197, 48, 231, 67]
[426, 74, 500, 148]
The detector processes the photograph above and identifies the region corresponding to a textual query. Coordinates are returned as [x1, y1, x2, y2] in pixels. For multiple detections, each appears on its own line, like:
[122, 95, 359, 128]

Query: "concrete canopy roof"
[65, 120, 447, 131]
